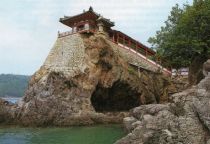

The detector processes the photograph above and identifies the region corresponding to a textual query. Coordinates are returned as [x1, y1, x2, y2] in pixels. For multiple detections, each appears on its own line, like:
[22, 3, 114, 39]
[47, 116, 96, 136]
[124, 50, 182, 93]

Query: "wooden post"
[146, 50, 148, 58]
[129, 39, 131, 49]
[135, 42, 138, 53]
[112, 33, 115, 42]
[117, 33, 119, 43]
[123, 35, 125, 45]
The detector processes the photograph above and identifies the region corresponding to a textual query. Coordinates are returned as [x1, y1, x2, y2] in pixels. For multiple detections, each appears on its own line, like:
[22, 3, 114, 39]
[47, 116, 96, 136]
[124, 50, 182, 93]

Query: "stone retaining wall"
[43, 34, 170, 76]
[43, 34, 86, 76]
[108, 41, 171, 75]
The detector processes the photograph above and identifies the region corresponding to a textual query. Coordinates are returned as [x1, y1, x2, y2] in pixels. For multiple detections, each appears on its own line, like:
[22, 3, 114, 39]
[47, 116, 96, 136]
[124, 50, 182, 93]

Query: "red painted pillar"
[117, 33, 119, 43]
[135, 42, 138, 53]
[129, 39, 131, 48]
[112, 33, 115, 42]
[146, 50, 148, 58]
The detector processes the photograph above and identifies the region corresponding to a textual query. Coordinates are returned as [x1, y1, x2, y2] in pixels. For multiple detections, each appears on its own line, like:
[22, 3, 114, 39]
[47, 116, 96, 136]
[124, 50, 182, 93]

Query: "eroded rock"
[0, 34, 175, 126]
[203, 59, 210, 77]
[116, 74, 210, 144]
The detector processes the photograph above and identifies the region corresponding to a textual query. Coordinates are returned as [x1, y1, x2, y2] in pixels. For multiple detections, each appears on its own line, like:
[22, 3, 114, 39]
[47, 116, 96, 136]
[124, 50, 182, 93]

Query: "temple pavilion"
[59, 6, 156, 59]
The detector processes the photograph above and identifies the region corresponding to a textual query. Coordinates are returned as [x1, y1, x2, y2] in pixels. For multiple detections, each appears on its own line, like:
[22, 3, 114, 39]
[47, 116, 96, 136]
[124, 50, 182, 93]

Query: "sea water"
[0, 125, 125, 144]
[0, 98, 125, 144]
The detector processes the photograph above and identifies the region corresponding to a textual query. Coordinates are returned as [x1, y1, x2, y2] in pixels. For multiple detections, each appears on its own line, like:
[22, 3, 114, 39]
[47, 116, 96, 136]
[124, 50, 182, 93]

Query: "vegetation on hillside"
[0, 74, 30, 97]
[148, 0, 210, 84]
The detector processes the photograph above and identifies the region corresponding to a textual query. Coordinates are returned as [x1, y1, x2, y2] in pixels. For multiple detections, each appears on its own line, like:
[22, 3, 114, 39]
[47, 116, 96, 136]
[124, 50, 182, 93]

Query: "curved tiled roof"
[60, 7, 114, 27]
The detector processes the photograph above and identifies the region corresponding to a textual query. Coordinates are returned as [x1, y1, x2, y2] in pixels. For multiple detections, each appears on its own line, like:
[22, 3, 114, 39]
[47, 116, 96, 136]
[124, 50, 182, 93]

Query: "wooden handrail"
[110, 39, 172, 76]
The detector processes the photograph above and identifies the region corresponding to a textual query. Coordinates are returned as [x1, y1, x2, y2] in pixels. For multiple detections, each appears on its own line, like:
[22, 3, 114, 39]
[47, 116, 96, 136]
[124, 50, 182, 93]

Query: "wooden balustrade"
[58, 31, 73, 38]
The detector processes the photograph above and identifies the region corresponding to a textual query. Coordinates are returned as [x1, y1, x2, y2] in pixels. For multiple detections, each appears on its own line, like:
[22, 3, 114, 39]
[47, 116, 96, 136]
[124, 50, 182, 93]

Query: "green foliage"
[128, 67, 136, 75]
[0, 74, 30, 97]
[148, 0, 210, 69]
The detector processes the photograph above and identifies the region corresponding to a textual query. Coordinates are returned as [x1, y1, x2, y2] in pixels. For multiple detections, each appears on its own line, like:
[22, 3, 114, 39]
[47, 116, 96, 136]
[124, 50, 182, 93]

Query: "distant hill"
[0, 74, 30, 97]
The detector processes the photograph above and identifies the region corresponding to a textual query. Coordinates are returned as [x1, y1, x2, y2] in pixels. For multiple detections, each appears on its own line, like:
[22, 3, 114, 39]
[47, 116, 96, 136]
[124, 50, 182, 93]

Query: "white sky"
[0, 0, 192, 75]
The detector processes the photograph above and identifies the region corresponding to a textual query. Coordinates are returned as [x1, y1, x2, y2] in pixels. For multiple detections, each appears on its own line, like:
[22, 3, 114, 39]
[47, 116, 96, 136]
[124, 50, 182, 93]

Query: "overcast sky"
[0, 0, 193, 75]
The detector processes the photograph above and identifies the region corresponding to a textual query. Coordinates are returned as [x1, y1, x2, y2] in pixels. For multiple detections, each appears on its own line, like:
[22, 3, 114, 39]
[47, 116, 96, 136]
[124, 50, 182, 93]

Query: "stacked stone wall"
[108, 42, 159, 72]
[43, 34, 86, 76]
[43, 34, 170, 76]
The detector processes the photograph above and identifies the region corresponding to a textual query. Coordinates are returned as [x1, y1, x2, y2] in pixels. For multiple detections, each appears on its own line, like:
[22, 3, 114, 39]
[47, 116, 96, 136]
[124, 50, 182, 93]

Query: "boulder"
[0, 98, 17, 124]
[203, 59, 210, 77]
[116, 74, 210, 144]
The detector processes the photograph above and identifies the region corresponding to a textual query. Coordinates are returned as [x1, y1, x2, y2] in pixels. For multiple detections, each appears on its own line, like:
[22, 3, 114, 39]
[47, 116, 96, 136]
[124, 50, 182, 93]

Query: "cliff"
[0, 34, 175, 126]
[116, 72, 210, 144]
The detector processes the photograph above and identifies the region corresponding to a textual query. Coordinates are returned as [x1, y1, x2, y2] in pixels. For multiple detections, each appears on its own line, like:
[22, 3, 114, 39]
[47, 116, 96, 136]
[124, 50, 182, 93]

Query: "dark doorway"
[91, 81, 141, 112]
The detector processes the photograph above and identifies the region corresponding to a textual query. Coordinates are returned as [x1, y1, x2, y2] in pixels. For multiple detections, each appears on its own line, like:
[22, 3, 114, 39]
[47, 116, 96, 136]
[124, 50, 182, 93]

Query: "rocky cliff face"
[0, 34, 174, 126]
[116, 73, 210, 144]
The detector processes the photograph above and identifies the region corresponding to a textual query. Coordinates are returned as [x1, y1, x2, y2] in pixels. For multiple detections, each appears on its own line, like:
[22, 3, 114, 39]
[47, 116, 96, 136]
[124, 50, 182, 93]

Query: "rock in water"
[0, 99, 17, 124]
[116, 72, 210, 144]
[0, 34, 174, 126]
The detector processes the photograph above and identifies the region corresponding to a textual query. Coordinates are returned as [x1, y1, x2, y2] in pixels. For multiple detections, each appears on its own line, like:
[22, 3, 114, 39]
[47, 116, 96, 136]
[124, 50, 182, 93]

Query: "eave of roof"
[60, 9, 114, 27]
[60, 10, 99, 22]
[97, 17, 115, 27]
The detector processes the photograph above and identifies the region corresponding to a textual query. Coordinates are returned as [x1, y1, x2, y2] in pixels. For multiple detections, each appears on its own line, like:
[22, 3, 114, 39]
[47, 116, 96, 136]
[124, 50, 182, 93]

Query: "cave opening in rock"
[91, 81, 141, 112]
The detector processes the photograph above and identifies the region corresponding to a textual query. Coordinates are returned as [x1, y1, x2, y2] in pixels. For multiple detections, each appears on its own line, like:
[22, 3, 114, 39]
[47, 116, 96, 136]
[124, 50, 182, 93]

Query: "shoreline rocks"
[115, 74, 210, 144]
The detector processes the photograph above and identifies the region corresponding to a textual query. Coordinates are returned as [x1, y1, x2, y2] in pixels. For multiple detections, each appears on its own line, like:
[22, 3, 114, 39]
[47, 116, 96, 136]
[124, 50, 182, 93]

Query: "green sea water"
[0, 125, 125, 144]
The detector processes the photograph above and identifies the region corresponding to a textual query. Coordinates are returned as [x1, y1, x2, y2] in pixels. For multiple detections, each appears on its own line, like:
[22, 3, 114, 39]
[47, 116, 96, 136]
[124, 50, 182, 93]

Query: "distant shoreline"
[0, 74, 29, 99]
[1, 97, 21, 103]
[1, 97, 22, 99]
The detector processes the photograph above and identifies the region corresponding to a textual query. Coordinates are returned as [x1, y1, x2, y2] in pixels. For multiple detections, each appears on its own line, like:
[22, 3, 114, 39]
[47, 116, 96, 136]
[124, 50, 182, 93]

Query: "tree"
[0, 74, 30, 97]
[148, 0, 210, 85]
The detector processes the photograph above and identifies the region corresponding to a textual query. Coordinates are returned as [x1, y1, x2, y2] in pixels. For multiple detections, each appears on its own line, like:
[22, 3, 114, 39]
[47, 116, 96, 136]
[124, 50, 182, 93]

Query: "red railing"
[110, 40, 172, 76]
[58, 29, 95, 38]
[58, 31, 73, 38]
[57, 29, 171, 76]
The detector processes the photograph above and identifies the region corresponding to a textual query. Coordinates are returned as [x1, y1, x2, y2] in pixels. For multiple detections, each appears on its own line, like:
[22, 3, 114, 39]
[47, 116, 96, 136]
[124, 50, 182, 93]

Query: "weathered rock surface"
[171, 75, 189, 92]
[203, 59, 210, 77]
[115, 73, 210, 144]
[0, 34, 174, 126]
[0, 99, 18, 124]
